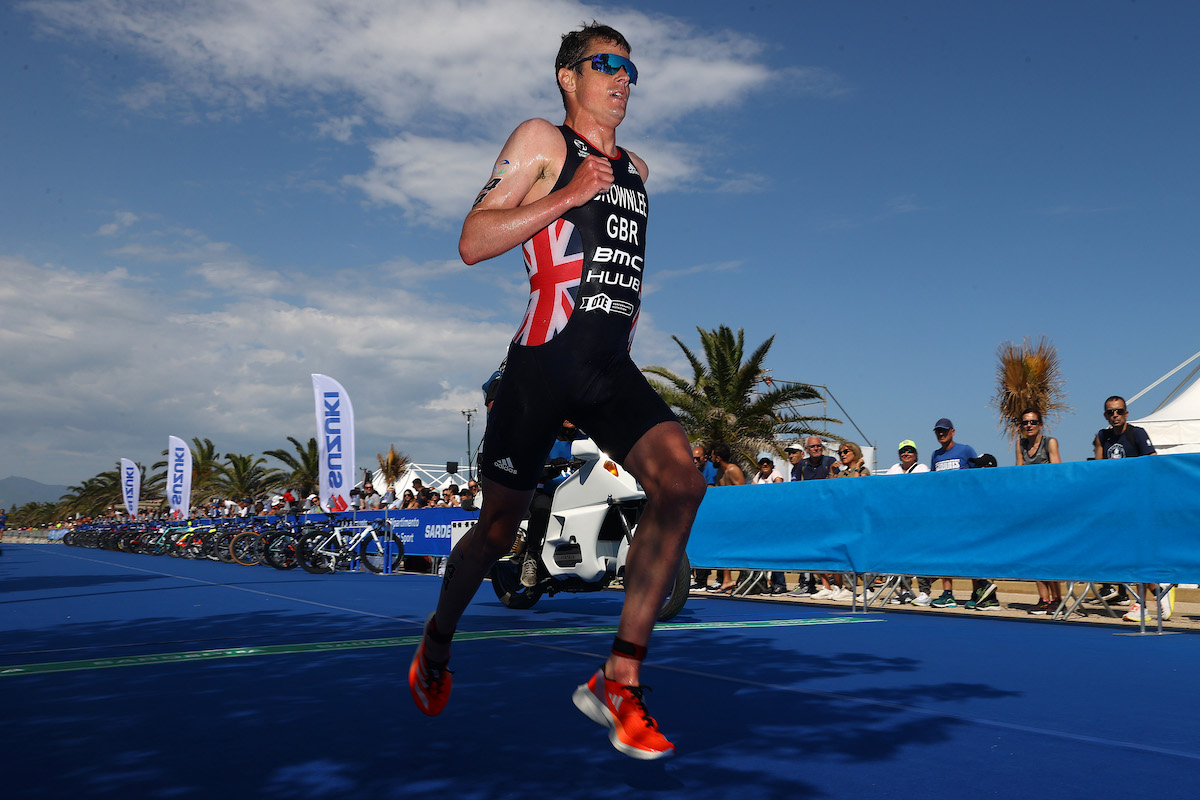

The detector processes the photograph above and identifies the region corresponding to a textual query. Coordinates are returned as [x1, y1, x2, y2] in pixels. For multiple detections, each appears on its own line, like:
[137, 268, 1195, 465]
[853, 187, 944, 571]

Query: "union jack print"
[514, 219, 583, 345]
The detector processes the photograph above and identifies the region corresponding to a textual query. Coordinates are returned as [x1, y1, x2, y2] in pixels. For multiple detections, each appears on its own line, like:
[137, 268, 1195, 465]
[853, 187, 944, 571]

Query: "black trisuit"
[480, 125, 676, 490]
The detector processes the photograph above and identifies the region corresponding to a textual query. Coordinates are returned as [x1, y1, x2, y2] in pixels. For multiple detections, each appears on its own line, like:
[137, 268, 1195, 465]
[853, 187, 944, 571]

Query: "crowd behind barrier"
[686, 452, 1200, 584]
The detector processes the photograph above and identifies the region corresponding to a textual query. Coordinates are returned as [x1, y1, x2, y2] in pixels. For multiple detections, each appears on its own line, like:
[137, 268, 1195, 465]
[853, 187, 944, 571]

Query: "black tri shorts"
[479, 338, 678, 490]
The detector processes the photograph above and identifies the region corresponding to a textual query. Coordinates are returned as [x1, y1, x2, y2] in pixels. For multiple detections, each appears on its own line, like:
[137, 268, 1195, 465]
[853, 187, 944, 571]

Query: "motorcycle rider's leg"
[606, 421, 706, 685]
[521, 490, 553, 587]
[423, 478, 534, 663]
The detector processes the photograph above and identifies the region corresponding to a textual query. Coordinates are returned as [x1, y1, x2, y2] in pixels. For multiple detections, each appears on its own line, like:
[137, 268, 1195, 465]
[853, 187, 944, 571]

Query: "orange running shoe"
[409, 614, 453, 716]
[572, 667, 675, 760]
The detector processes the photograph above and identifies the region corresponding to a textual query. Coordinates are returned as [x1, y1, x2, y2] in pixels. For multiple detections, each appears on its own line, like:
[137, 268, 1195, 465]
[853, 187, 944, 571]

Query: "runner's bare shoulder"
[482, 119, 568, 208]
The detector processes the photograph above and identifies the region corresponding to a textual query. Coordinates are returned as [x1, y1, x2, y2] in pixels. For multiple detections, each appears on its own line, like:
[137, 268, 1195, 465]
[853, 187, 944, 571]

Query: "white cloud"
[21, 0, 839, 219]
[316, 114, 364, 143]
[96, 210, 140, 237]
[0, 250, 513, 484]
[344, 134, 494, 224]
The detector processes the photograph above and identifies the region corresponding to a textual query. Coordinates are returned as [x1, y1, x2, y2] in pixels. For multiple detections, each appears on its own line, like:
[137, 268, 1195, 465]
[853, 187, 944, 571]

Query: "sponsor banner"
[311, 374, 356, 514]
[119, 458, 140, 519]
[167, 435, 192, 520]
[379, 507, 475, 557]
[295, 507, 476, 557]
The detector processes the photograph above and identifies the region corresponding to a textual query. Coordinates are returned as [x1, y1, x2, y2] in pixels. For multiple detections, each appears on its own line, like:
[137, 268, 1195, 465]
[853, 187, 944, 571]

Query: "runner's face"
[571, 42, 632, 122]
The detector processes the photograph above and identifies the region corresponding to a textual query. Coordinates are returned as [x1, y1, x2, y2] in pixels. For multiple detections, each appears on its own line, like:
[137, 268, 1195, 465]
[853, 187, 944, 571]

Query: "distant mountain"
[0, 476, 71, 510]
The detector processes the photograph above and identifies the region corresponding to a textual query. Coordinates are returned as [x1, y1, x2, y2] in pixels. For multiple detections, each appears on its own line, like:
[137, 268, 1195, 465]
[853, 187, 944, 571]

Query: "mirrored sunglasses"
[571, 53, 638, 85]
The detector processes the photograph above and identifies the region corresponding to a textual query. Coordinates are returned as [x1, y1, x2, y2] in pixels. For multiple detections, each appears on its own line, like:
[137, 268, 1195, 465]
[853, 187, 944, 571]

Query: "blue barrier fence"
[157, 508, 479, 558]
[686, 452, 1200, 584]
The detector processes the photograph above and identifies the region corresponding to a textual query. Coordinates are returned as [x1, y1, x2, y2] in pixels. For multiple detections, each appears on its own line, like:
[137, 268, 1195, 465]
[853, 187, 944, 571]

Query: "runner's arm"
[459, 119, 616, 265]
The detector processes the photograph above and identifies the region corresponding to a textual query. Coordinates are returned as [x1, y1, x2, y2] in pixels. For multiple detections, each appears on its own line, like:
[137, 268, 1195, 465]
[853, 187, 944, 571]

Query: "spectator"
[885, 439, 929, 475]
[691, 445, 719, 590]
[928, 418, 986, 609]
[799, 436, 837, 480]
[784, 441, 805, 482]
[883, 439, 929, 604]
[750, 455, 787, 594]
[1016, 409, 1066, 615]
[459, 488, 477, 511]
[1092, 395, 1167, 621]
[397, 489, 417, 510]
[707, 444, 745, 593]
[752, 456, 784, 484]
[799, 436, 844, 600]
[693, 445, 718, 486]
[782, 440, 819, 598]
[833, 441, 869, 478]
[832, 442, 869, 602]
[360, 481, 382, 511]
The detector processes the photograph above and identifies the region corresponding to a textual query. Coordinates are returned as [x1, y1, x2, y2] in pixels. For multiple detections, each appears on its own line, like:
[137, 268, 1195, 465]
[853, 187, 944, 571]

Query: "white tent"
[1130, 376, 1200, 454]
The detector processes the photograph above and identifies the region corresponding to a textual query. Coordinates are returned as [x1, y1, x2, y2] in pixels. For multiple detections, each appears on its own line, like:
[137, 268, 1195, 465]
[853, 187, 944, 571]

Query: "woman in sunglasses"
[834, 441, 870, 478]
[811, 442, 869, 602]
[1015, 409, 1064, 615]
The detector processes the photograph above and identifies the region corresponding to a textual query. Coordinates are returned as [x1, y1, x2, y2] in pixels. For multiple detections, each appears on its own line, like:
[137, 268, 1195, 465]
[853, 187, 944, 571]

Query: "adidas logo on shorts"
[494, 457, 517, 474]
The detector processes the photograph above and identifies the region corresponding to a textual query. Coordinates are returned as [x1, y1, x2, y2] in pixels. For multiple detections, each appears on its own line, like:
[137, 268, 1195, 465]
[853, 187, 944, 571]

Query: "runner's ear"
[558, 67, 577, 95]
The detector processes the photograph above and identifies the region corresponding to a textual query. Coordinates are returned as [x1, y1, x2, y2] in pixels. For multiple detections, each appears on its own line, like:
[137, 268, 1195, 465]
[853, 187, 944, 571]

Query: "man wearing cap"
[886, 440, 929, 475]
[930, 419, 977, 472]
[750, 455, 788, 594]
[884, 439, 930, 604]
[784, 442, 806, 482]
[927, 419, 992, 610]
[781, 442, 818, 595]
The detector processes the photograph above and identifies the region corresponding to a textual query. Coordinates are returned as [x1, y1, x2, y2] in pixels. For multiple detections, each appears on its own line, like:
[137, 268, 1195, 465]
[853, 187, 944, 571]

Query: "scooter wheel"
[489, 558, 543, 609]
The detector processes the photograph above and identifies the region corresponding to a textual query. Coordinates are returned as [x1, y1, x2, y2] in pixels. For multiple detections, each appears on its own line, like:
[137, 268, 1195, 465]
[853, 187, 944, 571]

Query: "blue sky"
[2, 0, 1198, 486]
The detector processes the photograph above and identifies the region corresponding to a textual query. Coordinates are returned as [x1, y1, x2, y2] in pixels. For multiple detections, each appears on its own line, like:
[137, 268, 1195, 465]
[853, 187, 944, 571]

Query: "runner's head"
[555, 22, 632, 110]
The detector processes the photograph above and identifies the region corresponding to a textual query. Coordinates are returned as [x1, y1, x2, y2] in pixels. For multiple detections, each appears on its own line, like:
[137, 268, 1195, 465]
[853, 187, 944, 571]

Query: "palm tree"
[213, 453, 281, 501]
[643, 325, 840, 465]
[991, 336, 1071, 442]
[11, 501, 62, 527]
[60, 469, 123, 519]
[377, 444, 412, 493]
[264, 437, 321, 498]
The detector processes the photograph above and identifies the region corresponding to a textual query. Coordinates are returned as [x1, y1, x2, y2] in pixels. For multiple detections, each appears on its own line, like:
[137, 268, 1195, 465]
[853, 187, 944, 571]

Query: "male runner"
[409, 22, 706, 761]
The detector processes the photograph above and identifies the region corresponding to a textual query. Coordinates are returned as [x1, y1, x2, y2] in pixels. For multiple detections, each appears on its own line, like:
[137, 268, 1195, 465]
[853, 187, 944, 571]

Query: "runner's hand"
[563, 154, 614, 207]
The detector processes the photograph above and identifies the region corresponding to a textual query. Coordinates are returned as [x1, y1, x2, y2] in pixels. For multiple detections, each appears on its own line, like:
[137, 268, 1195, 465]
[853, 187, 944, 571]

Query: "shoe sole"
[572, 681, 674, 761]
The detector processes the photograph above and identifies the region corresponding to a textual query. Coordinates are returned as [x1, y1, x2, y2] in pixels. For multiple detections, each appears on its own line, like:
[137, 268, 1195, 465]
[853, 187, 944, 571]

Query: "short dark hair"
[1020, 408, 1042, 423]
[555, 21, 631, 109]
[1105, 395, 1126, 406]
[712, 443, 733, 463]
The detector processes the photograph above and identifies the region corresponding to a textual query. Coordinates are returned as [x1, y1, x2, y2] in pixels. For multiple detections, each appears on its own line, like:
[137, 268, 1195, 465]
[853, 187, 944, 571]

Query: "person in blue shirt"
[692, 445, 718, 486]
[930, 418, 978, 472]
[927, 418, 987, 609]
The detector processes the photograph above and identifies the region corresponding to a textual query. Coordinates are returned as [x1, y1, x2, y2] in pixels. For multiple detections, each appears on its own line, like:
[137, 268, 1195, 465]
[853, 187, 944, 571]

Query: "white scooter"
[487, 436, 691, 621]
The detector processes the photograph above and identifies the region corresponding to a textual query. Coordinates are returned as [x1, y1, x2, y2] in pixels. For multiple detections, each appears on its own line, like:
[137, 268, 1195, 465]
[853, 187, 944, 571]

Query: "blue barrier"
[686, 452, 1200, 584]
[181, 508, 478, 558]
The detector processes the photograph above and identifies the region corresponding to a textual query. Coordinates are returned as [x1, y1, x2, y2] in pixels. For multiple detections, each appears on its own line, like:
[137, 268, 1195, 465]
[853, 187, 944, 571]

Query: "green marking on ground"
[0, 616, 882, 677]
